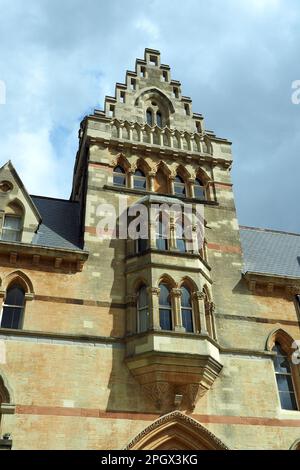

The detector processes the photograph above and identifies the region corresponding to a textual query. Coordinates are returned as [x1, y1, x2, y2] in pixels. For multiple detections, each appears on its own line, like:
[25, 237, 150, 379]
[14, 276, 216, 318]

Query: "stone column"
[127, 169, 134, 189]
[148, 287, 161, 330]
[188, 178, 195, 198]
[129, 125, 134, 141]
[192, 291, 208, 335]
[148, 170, 155, 192]
[126, 293, 137, 334]
[169, 175, 175, 195]
[160, 130, 164, 146]
[149, 129, 154, 145]
[118, 123, 124, 139]
[169, 216, 177, 250]
[171, 288, 184, 332]
[208, 301, 217, 340]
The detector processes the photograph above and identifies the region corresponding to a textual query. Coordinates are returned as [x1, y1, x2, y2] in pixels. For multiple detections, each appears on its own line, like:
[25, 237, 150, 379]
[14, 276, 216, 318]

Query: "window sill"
[103, 185, 218, 205]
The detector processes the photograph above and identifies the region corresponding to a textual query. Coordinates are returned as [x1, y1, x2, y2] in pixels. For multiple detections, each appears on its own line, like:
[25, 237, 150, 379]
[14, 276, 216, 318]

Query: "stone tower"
[0, 48, 299, 450]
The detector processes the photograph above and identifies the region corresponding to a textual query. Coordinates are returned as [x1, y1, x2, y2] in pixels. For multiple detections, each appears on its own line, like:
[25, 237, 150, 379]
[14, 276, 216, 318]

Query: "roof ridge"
[31, 195, 78, 204]
[240, 225, 300, 237]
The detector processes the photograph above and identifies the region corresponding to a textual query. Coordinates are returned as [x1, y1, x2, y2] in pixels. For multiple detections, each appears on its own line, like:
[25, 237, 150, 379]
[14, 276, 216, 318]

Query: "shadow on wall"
[105, 211, 156, 416]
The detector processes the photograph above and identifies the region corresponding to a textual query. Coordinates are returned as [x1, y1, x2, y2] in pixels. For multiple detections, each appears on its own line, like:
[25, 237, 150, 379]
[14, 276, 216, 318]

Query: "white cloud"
[0, 0, 299, 231]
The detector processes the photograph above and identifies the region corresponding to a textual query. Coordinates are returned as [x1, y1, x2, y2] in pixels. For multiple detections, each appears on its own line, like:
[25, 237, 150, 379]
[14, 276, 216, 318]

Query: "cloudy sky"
[0, 0, 299, 232]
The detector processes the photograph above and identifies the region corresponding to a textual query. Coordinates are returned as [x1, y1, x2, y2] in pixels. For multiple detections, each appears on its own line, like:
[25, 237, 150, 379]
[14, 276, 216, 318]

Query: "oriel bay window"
[0, 285, 25, 329]
[174, 175, 186, 197]
[194, 178, 205, 200]
[156, 213, 169, 250]
[181, 286, 193, 333]
[137, 285, 149, 333]
[176, 220, 186, 253]
[133, 169, 147, 190]
[113, 165, 126, 187]
[159, 283, 172, 331]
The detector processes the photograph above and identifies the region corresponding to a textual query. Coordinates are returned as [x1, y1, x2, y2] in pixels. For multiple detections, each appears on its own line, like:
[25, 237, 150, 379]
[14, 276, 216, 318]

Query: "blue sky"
[0, 0, 299, 232]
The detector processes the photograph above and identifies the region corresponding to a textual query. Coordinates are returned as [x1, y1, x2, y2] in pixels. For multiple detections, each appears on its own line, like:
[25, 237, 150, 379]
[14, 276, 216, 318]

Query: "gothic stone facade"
[0, 49, 299, 450]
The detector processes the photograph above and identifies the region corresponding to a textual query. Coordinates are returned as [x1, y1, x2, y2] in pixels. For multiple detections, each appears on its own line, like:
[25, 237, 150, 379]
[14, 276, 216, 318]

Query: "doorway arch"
[125, 411, 229, 450]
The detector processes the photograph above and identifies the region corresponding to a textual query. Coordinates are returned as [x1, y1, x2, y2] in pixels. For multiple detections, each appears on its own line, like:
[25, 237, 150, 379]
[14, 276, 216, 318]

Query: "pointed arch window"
[273, 342, 298, 410]
[133, 169, 147, 190]
[156, 213, 168, 251]
[146, 109, 153, 126]
[181, 286, 193, 333]
[176, 220, 186, 253]
[159, 284, 172, 331]
[194, 178, 205, 200]
[156, 111, 163, 128]
[113, 165, 126, 187]
[137, 285, 149, 333]
[174, 175, 186, 197]
[0, 285, 25, 329]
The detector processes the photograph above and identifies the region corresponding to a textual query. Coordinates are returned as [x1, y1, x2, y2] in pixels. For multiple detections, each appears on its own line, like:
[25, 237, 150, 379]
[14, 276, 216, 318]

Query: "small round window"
[0, 181, 13, 193]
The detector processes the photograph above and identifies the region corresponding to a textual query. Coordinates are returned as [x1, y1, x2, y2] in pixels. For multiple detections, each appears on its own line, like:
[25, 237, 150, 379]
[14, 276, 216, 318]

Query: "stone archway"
[125, 411, 229, 450]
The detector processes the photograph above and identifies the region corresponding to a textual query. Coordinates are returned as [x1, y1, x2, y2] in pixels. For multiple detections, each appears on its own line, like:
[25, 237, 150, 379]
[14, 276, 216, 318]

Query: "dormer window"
[2, 215, 22, 242]
[1, 202, 24, 242]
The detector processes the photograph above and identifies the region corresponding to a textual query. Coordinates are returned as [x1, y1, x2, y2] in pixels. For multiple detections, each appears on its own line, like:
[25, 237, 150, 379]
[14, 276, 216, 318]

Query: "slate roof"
[31, 196, 82, 250]
[240, 226, 300, 279]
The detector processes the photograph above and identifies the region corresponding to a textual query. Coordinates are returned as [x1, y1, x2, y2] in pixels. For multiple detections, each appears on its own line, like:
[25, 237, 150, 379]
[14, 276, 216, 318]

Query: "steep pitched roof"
[240, 226, 300, 279]
[31, 196, 82, 250]
[0, 161, 41, 222]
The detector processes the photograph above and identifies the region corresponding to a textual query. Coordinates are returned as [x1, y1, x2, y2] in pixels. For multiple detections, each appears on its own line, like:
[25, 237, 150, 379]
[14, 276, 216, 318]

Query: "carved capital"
[192, 291, 205, 300]
[171, 288, 182, 298]
[147, 287, 160, 297]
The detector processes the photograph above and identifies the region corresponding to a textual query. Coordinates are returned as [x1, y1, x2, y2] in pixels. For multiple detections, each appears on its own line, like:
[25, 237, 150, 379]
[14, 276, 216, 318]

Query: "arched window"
[181, 286, 193, 333]
[146, 109, 153, 126]
[154, 168, 168, 194]
[0, 285, 25, 329]
[194, 178, 205, 200]
[156, 111, 163, 128]
[176, 220, 186, 253]
[133, 169, 146, 190]
[159, 284, 172, 330]
[137, 285, 149, 333]
[1, 202, 23, 242]
[113, 165, 126, 187]
[273, 342, 298, 410]
[156, 213, 168, 250]
[174, 175, 186, 197]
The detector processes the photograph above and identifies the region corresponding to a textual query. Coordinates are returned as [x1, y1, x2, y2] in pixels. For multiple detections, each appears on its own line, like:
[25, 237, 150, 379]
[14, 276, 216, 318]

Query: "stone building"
[0, 48, 299, 450]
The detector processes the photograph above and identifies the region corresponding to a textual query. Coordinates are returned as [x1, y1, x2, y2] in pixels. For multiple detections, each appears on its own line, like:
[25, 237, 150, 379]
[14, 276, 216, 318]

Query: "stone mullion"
[192, 291, 208, 335]
[171, 288, 184, 332]
[169, 216, 177, 250]
[147, 287, 161, 330]
[188, 178, 195, 198]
